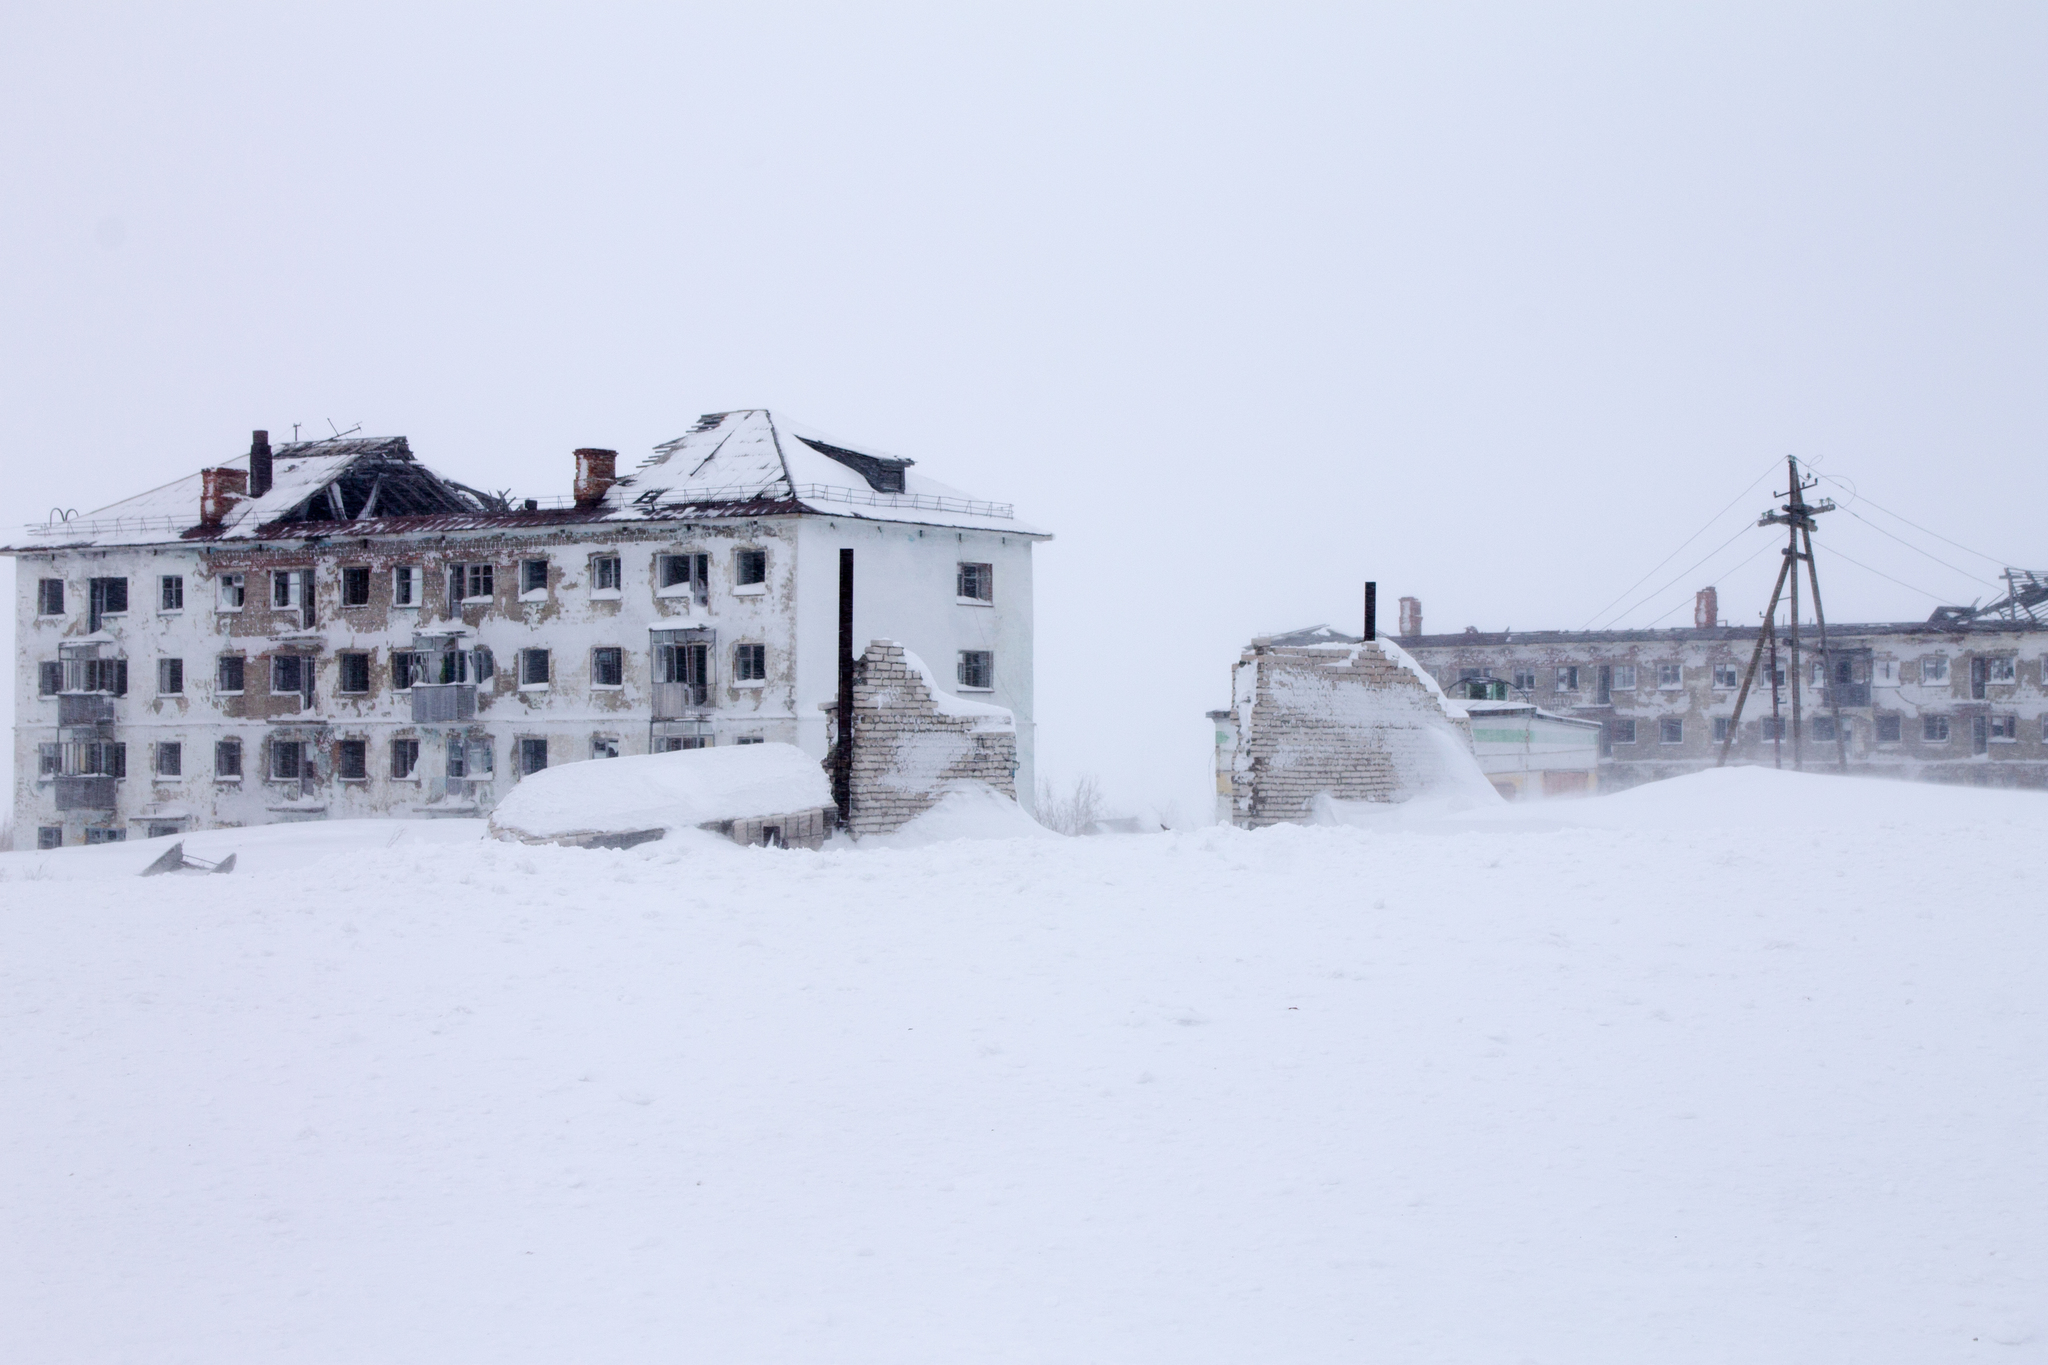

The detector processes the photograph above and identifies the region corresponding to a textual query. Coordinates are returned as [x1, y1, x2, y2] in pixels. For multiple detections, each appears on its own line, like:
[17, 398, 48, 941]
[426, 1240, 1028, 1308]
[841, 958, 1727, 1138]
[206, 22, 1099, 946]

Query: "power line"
[1577, 458, 1781, 631]
[1593, 522, 1757, 631]
[1818, 542, 1956, 605]
[1836, 506, 2000, 589]
[1815, 473, 2017, 569]
[1641, 538, 1778, 627]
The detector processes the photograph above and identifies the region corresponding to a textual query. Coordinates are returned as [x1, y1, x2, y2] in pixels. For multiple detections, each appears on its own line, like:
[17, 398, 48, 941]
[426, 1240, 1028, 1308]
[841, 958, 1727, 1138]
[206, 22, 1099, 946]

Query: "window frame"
[733, 642, 767, 685]
[1659, 717, 1685, 745]
[215, 737, 243, 779]
[1554, 665, 1579, 692]
[158, 575, 184, 612]
[1712, 663, 1740, 689]
[957, 561, 994, 604]
[1922, 714, 1951, 743]
[520, 558, 550, 599]
[39, 661, 61, 697]
[1611, 663, 1637, 692]
[392, 565, 420, 608]
[1612, 718, 1637, 744]
[1921, 656, 1949, 684]
[269, 738, 305, 781]
[391, 737, 420, 780]
[1657, 662, 1684, 690]
[217, 654, 246, 695]
[335, 739, 369, 782]
[217, 573, 245, 611]
[157, 657, 184, 696]
[340, 565, 372, 607]
[1986, 656, 2017, 684]
[1876, 714, 1903, 743]
[733, 547, 768, 592]
[36, 578, 64, 616]
[519, 737, 549, 776]
[336, 651, 371, 695]
[591, 646, 624, 688]
[155, 741, 183, 778]
[957, 649, 994, 692]
[587, 554, 621, 596]
[519, 648, 551, 689]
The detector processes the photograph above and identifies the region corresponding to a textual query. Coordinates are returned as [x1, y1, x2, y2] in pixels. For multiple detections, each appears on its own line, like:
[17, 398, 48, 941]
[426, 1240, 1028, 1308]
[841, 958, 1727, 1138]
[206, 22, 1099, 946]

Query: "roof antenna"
[318, 419, 362, 444]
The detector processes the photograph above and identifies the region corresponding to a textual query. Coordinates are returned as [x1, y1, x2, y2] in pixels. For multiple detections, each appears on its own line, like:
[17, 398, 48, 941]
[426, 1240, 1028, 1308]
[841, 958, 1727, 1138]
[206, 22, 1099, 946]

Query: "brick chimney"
[1398, 596, 1423, 637]
[199, 467, 249, 527]
[574, 448, 618, 507]
[1695, 586, 1719, 629]
[248, 430, 273, 498]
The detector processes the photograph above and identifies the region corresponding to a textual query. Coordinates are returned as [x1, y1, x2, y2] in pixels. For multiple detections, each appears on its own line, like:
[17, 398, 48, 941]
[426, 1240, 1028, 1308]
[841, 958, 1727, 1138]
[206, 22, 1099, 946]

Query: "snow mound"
[487, 743, 831, 843]
[0, 818, 485, 882]
[857, 782, 1057, 847]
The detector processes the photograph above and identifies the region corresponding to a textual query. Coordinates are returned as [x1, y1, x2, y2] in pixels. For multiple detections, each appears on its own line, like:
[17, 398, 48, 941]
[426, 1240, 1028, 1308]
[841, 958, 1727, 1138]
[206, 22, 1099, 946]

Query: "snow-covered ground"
[2, 768, 2044, 1362]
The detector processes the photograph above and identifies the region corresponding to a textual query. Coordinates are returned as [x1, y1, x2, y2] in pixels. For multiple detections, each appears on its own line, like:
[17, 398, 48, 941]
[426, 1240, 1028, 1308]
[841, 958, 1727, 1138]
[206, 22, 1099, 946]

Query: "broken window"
[159, 575, 184, 611]
[391, 738, 419, 779]
[592, 736, 620, 759]
[449, 563, 495, 605]
[1511, 667, 1536, 691]
[592, 647, 624, 687]
[735, 548, 767, 587]
[957, 650, 993, 691]
[1610, 664, 1636, 691]
[446, 739, 466, 779]
[519, 737, 549, 775]
[1612, 719, 1637, 744]
[82, 658, 129, 695]
[337, 652, 371, 694]
[156, 742, 182, 777]
[218, 655, 245, 693]
[39, 661, 60, 696]
[657, 553, 711, 602]
[37, 827, 61, 850]
[957, 562, 993, 602]
[218, 573, 245, 610]
[1659, 718, 1684, 744]
[336, 740, 368, 780]
[216, 738, 243, 777]
[85, 828, 126, 845]
[1554, 666, 1579, 691]
[1989, 714, 2020, 741]
[391, 651, 415, 691]
[656, 736, 708, 752]
[341, 566, 372, 606]
[734, 643, 766, 682]
[1921, 656, 1948, 684]
[520, 649, 550, 687]
[39, 743, 60, 776]
[87, 576, 127, 630]
[77, 741, 126, 777]
[392, 565, 419, 607]
[157, 658, 183, 695]
[1987, 657, 2017, 684]
[1713, 664, 1740, 689]
[271, 739, 304, 780]
[736, 735, 765, 746]
[473, 647, 494, 682]
[1711, 717, 1729, 743]
[271, 654, 314, 701]
[1923, 714, 1950, 742]
[521, 559, 549, 596]
[1657, 663, 1684, 689]
[272, 570, 300, 609]
[1876, 714, 1902, 743]
[589, 556, 621, 592]
[37, 578, 63, 616]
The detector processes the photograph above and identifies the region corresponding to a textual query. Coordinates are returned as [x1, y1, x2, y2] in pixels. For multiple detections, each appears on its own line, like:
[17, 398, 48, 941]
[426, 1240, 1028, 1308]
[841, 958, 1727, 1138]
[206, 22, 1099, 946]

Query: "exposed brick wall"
[1227, 642, 1471, 828]
[842, 640, 1016, 836]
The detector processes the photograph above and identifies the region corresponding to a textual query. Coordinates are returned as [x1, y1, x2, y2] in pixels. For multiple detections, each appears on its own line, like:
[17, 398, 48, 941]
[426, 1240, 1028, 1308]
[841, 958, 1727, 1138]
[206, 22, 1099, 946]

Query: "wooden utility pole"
[1717, 456, 1846, 770]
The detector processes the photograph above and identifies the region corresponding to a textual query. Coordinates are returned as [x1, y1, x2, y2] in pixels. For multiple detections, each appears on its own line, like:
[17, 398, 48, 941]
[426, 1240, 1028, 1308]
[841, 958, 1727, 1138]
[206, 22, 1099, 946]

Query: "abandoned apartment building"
[5, 410, 1048, 847]
[1390, 583, 2048, 791]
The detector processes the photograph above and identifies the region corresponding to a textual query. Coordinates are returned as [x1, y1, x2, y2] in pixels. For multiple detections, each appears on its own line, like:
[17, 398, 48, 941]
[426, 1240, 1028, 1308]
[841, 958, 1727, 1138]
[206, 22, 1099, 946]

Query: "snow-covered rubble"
[484, 742, 832, 845]
[2, 767, 2043, 1361]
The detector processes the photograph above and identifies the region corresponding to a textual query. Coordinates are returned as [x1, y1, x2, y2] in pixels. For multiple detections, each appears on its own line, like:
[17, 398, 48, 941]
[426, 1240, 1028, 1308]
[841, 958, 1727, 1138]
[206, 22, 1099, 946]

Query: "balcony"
[55, 775, 117, 810]
[57, 693, 117, 727]
[412, 682, 478, 724]
[653, 681, 709, 719]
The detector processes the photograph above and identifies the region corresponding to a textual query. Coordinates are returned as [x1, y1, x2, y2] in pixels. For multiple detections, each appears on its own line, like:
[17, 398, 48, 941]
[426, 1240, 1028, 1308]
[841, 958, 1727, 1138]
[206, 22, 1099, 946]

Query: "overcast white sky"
[4, 3, 2044, 815]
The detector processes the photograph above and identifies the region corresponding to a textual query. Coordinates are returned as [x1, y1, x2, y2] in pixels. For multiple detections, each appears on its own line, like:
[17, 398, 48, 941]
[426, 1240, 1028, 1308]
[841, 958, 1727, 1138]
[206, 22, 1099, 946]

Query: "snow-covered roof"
[8, 412, 1044, 551]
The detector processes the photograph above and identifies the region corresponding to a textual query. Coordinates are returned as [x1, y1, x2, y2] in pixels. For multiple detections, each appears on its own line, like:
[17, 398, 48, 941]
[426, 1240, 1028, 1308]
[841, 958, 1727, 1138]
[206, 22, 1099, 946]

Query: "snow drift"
[486, 742, 831, 845]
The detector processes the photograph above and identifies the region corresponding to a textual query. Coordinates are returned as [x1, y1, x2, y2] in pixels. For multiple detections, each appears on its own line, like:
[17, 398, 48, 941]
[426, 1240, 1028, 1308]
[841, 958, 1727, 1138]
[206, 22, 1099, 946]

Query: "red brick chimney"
[574, 448, 618, 507]
[1398, 596, 1423, 637]
[1695, 586, 1719, 629]
[199, 467, 249, 527]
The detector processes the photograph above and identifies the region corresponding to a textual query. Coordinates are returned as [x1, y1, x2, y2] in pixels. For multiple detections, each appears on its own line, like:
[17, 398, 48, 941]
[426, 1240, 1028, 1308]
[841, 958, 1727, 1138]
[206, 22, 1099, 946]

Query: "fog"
[4, 4, 2044, 815]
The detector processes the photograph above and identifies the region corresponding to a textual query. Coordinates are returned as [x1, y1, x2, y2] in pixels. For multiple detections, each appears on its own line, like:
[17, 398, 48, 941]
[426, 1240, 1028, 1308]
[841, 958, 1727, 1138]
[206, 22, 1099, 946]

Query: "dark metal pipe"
[833, 548, 855, 823]
[1364, 581, 1377, 641]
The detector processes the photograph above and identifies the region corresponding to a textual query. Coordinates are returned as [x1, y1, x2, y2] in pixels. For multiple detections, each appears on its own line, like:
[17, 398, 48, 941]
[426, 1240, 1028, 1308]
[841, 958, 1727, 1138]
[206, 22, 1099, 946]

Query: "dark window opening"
[39, 661, 61, 696]
[957, 650, 993, 690]
[341, 566, 371, 606]
[337, 652, 371, 694]
[37, 578, 64, 616]
[589, 556, 620, 591]
[159, 575, 184, 611]
[520, 649, 551, 687]
[734, 643, 766, 682]
[1877, 714, 1902, 743]
[270, 740, 303, 780]
[216, 739, 243, 777]
[218, 655, 245, 693]
[521, 559, 549, 595]
[157, 658, 183, 695]
[1659, 718, 1684, 744]
[156, 742, 182, 777]
[391, 738, 419, 779]
[336, 739, 368, 780]
[593, 646, 624, 687]
[957, 562, 993, 601]
[38, 827, 62, 850]
[736, 548, 767, 586]
[520, 738, 549, 775]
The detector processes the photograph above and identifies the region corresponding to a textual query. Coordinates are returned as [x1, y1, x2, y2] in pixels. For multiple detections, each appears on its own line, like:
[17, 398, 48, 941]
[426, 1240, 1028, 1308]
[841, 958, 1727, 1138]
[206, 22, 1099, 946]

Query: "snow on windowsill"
[655, 585, 694, 600]
[589, 589, 622, 601]
[732, 583, 767, 597]
[732, 680, 765, 690]
[956, 597, 993, 607]
[519, 683, 550, 693]
[592, 683, 625, 692]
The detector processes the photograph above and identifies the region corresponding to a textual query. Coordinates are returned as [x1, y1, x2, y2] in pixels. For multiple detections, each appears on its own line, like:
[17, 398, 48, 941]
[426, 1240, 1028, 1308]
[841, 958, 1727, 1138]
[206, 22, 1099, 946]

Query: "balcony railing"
[57, 693, 117, 727]
[55, 775, 118, 810]
[652, 681, 709, 719]
[412, 682, 478, 724]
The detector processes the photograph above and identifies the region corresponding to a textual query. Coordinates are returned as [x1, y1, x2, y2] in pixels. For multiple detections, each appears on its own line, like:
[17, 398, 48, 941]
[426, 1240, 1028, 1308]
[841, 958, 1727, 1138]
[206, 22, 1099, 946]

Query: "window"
[37, 827, 61, 850]
[340, 566, 371, 606]
[588, 556, 621, 593]
[391, 651, 416, 691]
[272, 570, 300, 609]
[1657, 663, 1684, 689]
[657, 552, 712, 602]
[391, 738, 419, 779]
[958, 562, 993, 602]
[1713, 664, 1740, 689]
[85, 828, 126, 845]
[1921, 656, 1948, 684]
[82, 741, 126, 777]
[1989, 714, 2020, 741]
[520, 649, 551, 687]
[592, 646, 624, 687]
[1659, 718, 1684, 744]
[39, 661, 61, 696]
[147, 823, 181, 840]
[1923, 714, 1951, 742]
[521, 559, 550, 596]
[270, 739, 304, 780]
[734, 643, 766, 682]
[735, 548, 767, 587]
[1711, 716, 1730, 743]
[217, 573, 245, 610]
[1611, 664, 1636, 691]
[446, 739, 466, 779]
[87, 577, 127, 629]
[1876, 714, 1902, 743]
[156, 742, 182, 777]
[337, 652, 370, 694]
[1760, 717, 1785, 740]
[592, 736, 620, 759]
[1812, 716, 1837, 742]
[37, 578, 64, 616]
[1810, 661, 1825, 687]
[1612, 718, 1637, 744]
[450, 563, 494, 604]
[957, 650, 994, 690]
[519, 737, 549, 775]
[155, 575, 183, 612]
[472, 646, 494, 682]
[656, 736, 709, 752]
[336, 740, 368, 780]
[1511, 667, 1536, 691]
[157, 658, 183, 695]
[1877, 660, 1897, 685]
[39, 743, 60, 776]
[1987, 656, 2017, 684]
[80, 657, 128, 695]
[1555, 666, 1579, 691]
[218, 655, 245, 693]
[392, 565, 419, 607]
[736, 735, 765, 746]
[216, 738, 243, 777]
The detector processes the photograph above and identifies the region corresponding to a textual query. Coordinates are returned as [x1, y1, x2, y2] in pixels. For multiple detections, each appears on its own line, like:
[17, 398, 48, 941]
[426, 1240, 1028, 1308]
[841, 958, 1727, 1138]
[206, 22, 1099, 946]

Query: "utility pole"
[1717, 456, 1846, 770]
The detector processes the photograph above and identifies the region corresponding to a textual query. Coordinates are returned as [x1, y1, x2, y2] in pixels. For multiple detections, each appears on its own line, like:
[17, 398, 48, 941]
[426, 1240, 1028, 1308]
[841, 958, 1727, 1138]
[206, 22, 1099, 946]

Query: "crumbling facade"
[834, 640, 1017, 837]
[1210, 635, 1473, 828]
[1393, 586, 2048, 790]
[6, 412, 1048, 847]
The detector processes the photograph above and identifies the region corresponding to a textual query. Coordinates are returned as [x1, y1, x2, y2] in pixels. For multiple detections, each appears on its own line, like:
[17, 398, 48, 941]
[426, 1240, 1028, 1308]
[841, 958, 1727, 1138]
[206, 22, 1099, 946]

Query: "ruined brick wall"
[1227, 642, 1473, 828]
[843, 640, 1016, 836]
